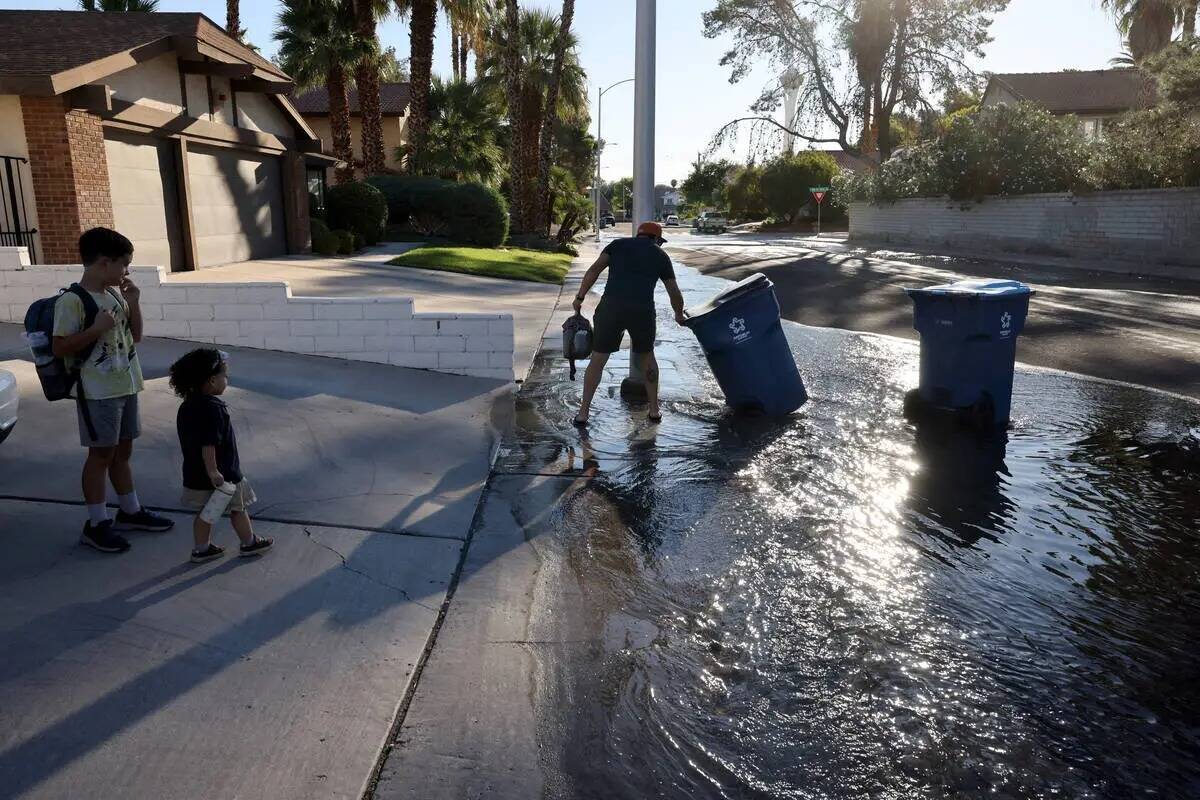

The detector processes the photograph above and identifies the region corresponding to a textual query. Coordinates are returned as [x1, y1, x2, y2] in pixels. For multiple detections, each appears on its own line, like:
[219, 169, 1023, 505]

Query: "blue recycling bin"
[683, 273, 808, 415]
[903, 279, 1034, 428]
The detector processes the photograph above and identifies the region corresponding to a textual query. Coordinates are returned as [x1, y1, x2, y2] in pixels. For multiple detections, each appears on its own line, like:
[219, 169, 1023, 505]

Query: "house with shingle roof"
[982, 69, 1155, 139]
[0, 10, 338, 268]
[291, 82, 412, 180]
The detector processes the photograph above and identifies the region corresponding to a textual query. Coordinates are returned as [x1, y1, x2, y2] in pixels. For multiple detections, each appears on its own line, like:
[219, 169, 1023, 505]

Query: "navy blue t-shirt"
[601, 237, 675, 310]
[177, 395, 243, 490]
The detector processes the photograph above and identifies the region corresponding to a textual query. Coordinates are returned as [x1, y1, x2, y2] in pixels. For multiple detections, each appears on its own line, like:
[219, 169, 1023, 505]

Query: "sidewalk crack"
[302, 528, 438, 611]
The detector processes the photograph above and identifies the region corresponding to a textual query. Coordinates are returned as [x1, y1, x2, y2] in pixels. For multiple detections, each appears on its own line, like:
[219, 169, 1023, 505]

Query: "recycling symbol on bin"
[729, 317, 747, 336]
[1000, 311, 1012, 330]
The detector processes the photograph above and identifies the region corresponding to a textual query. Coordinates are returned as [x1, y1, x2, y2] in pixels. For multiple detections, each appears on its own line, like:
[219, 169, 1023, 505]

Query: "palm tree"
[1104, 0, 1181, 60]
[443, 0, 492, 81]
[276, 0, 364, 183]
[534, 0, 577, 234]
[848, 0, 895, 154]
[351, 0, 391, 175]
[400, 0, 438, 174]
[481, 6, 586, 232]
[79, 0, 159, 10]
[410, 77, 505, 183]
[227, 0, 239, 37]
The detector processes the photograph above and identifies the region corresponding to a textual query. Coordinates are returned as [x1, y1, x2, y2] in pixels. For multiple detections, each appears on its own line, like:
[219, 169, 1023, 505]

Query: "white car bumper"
[0, 369, 18, 439]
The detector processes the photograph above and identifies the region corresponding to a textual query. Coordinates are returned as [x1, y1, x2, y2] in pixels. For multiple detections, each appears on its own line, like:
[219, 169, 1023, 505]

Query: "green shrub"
[760, 152, 839, 222]
[444, 182, 508, 247]
[938, 103, 1093, 200]
[311, 219, 340, 256]
[835, 103, 1094, 204]
[336, 229, 355, 255]
[326, 181, 388, 246]
[366, 175, 456, 230]
[1093, 108, 1200, 190]
[367, 175, 508, 246]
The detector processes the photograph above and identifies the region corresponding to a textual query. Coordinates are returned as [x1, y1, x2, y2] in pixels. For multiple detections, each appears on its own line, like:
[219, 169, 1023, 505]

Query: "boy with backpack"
[50, 227, 174, 552]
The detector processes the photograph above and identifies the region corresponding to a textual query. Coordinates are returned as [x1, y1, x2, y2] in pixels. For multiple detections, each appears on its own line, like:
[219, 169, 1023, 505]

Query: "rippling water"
[496, 267, 1200, 799]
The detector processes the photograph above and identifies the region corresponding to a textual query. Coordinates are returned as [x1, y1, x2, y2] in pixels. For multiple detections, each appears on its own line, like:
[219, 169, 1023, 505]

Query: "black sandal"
[648, 413, 663, 423]
[573, 416, 589, 427]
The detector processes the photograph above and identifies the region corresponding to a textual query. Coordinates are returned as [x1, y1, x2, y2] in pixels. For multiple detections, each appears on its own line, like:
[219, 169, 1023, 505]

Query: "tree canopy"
[702, 0, 1007, 161]
[681, 157, 735, 207]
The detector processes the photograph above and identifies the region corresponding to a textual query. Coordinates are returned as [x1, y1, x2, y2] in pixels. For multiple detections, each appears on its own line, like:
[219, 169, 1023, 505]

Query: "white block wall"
[0, 251, 515, 381]
[849, 187, 1200, 267]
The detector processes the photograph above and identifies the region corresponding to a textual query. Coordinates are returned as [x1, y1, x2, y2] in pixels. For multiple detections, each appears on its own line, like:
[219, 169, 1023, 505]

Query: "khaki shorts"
[180, 479, 257, 516]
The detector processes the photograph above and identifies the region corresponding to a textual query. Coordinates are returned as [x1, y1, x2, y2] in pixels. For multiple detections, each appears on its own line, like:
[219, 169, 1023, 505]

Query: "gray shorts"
[77, 393, 141, 448]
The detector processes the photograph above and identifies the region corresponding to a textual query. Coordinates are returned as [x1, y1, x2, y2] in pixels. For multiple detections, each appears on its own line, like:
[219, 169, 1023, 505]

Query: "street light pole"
[632, 0, 656, 230]
[594, 77, 634, 242]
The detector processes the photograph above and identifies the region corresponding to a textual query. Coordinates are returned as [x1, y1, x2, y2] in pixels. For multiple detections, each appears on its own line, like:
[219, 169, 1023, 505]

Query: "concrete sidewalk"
[0, 323, 512, 799]
[165, 243, 564, 381]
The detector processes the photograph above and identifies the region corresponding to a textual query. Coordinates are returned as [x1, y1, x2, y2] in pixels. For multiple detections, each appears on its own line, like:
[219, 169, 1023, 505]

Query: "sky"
[4, 0, 1125, 184]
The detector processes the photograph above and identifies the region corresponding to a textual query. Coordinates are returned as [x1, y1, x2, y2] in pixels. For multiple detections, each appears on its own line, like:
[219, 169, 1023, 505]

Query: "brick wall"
[0, 251, 515, 381]
[20, 96, 114, 264]
[849, 188, 1200, 267]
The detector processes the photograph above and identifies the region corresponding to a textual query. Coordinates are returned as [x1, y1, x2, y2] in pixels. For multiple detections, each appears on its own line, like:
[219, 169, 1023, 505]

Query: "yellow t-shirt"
[52, 288, 145, 400]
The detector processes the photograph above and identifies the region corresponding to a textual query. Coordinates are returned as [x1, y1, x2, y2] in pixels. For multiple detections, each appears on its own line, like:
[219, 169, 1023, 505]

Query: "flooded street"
[492, 266, 1200, 799]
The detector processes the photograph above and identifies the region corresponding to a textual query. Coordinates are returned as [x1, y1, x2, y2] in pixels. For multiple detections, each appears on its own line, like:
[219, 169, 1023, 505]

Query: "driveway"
[165, 243, 564, 381]
[0, 323, 511, 799]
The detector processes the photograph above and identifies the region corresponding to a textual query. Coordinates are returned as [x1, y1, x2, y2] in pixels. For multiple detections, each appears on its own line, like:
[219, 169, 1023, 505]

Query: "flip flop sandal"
[573, 417, 590, 427]
[648, 414, 663, 424]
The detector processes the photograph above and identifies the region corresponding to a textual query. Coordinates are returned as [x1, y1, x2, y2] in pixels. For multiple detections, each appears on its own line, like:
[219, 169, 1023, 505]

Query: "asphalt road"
[645, 228, 1200, 400]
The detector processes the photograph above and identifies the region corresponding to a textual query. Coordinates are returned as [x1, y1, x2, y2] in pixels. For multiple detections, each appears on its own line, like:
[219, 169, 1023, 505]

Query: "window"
[306, 169, 326, 215]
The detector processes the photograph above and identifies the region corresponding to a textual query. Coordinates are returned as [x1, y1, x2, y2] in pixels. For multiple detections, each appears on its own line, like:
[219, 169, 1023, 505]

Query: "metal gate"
[0, 155, 38, 263]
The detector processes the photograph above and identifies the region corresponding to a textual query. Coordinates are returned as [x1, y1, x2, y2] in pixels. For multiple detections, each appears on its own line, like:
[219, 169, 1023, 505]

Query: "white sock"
[87, 503, 110, 526]
[118, 491, 140, 515]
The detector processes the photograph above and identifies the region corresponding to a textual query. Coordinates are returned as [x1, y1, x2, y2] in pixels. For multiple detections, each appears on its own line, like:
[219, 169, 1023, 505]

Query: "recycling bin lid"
[684, 272, 773, 323]
[904, 278, 1033, 298]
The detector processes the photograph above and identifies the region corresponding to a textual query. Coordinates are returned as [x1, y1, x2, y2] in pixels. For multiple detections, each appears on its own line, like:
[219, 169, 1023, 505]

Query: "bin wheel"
[968, 393, 996, 433]
[902, 388, 924, 420]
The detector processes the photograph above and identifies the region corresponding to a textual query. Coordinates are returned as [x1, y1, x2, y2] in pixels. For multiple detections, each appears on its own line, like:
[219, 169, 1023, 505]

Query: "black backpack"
[562, 313, 593, 381]
[24, 284, 120, 438]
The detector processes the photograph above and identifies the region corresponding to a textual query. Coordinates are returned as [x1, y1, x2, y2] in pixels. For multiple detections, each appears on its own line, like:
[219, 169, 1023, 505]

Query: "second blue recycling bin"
[904, 279, 1034, 428]
[683, 273, 808, 416]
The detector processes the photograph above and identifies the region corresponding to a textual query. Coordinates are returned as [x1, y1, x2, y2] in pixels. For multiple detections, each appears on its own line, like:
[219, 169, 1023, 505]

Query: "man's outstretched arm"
[572, 252, 610, 313]
[664, 279, 686, 325]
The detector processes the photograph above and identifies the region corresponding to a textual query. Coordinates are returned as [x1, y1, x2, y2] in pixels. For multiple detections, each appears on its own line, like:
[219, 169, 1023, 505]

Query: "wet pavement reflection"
[492, 266, 1200, 799]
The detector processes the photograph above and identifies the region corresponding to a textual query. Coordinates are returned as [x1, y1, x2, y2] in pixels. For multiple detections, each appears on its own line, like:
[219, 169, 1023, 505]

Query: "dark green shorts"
[593, 300, 656, 354]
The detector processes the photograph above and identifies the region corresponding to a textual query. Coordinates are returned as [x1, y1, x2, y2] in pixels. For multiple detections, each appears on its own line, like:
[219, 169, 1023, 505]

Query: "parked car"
[0, 368, 17, 444]
[697, 211, 728, 234]
[665, 214, 680, 227]
[599, 212, 615, 228]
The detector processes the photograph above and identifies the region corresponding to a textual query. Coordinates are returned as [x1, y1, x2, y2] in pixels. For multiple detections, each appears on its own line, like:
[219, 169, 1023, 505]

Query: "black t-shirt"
[177, 395, 243, 490]
[600, 237, 675, 310]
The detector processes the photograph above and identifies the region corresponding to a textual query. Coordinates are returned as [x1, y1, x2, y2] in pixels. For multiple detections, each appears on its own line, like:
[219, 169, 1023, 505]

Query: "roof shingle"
[291, 83, 411, 116]
[987, 69, 1154, 115]
[0, 10, 285, 82]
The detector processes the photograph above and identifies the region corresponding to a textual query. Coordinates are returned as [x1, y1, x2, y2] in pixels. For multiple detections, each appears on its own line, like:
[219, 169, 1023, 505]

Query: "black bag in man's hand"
[562, 313, 593, 381]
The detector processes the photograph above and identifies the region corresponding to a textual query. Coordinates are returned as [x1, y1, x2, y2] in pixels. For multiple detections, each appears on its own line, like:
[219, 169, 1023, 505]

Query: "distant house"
[654, 185, 682, 218]
[0, 10, 335, 268]
[982, 70, 1153, 139]
[292, 83, 411, 181]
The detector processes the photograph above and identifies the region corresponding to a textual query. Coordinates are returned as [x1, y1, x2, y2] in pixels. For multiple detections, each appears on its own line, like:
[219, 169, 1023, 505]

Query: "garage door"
[187, 144, 287, 267]
[104, 130, 184, 270]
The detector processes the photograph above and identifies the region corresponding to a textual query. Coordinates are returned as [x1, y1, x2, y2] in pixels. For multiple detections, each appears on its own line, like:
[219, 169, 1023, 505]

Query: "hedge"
[366, 175, 509, 247]
[326, 181, 388, 246]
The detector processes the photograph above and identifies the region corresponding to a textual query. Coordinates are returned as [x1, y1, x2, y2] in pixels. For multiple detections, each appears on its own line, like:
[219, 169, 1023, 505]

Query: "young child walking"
[168, 348, 272, 564]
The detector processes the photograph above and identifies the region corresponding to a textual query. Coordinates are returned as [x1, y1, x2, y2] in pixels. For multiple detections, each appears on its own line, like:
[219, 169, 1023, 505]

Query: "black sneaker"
[114, 508, 175, 532]
[190, 543, 226, 564]
[80, 520, 131, 554]
[239, 536, 273, 557]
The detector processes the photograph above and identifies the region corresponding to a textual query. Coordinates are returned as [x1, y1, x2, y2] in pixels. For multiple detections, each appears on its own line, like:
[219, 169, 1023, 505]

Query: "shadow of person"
[905, 419, 1015, 548]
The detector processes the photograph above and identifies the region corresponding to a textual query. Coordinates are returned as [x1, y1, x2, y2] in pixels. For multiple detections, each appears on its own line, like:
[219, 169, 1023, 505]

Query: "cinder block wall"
[849, 188, 1200, 267]
[0, 249, 514, 381]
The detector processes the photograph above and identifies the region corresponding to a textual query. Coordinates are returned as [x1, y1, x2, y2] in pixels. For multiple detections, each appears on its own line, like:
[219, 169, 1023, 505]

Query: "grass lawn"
[388, 246, 571, 285]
